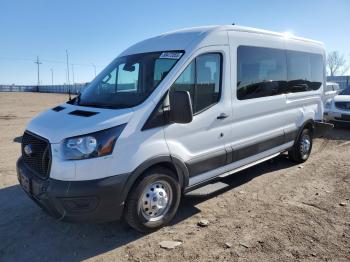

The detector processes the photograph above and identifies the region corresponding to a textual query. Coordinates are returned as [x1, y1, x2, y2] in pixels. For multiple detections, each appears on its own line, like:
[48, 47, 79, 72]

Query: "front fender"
[119, 155, 189, 206]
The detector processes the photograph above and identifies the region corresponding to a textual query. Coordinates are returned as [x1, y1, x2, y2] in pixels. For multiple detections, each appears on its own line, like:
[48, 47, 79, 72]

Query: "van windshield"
[76, 51, 183, 108]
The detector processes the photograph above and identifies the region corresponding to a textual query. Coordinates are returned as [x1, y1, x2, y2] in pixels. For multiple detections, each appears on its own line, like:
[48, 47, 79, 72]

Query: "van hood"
[26, 103, 133, 143]
[334, 95, 350, 102]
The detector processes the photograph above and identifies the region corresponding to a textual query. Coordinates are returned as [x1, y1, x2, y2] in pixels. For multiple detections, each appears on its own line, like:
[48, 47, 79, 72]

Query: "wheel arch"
[120, 155, 189, 205]
[295, 119, 315, 143]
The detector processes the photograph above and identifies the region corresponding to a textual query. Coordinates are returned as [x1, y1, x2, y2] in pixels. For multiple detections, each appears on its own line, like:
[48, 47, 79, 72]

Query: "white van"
[326, 82, 341, 93]
[17, 25, 331, 232]
[324, 85, 350, 123]
[324, 81, 341, 101]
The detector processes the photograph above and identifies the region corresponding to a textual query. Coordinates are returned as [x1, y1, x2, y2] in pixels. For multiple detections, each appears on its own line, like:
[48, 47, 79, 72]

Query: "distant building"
[327, 75, 350, 91]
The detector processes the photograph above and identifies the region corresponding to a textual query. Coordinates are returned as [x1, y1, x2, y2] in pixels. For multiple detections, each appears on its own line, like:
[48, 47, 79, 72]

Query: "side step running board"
[185, 152, 281, 197]
[218, 153, 280, 178]
[185, 182, 229, 197]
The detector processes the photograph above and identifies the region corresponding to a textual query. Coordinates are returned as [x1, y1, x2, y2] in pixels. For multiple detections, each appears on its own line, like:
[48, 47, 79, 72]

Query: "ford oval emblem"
[24, 144, 33, 156]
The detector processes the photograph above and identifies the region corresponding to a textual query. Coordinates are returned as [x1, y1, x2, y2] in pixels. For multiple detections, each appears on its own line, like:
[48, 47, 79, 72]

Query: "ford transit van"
[17, 25, 331, 232]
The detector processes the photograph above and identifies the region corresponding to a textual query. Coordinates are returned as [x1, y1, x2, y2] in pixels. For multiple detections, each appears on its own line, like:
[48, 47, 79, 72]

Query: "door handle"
[217, 113, 228, 119]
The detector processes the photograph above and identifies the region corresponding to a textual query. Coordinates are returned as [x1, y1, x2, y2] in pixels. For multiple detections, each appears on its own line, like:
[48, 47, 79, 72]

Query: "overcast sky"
[0, 0, 349, 85]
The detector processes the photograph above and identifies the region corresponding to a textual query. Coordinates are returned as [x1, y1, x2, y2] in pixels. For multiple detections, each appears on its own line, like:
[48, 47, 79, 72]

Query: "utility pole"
[50, 68, 54, 85]
[71, 64, 75, 94]
[34, 56, 42, 91]
[66, 50, 70, 84]
[92, 63, 96, 77]
[66, 49, 72, 99]
[71, 64, 75, 84]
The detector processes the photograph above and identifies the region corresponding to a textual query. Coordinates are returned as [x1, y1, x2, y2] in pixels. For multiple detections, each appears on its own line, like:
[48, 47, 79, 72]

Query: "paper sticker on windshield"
[159, 52, 183, 60]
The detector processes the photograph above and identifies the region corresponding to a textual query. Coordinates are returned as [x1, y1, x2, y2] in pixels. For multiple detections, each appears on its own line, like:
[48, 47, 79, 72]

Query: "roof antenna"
[232, 22, 235, 26]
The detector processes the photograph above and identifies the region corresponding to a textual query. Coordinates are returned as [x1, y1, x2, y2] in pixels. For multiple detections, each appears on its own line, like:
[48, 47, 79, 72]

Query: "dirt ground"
[0, 92, 349, 262]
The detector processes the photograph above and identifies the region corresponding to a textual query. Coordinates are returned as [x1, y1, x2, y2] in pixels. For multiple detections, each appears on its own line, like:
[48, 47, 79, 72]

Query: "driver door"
[164, 46, 231, 183]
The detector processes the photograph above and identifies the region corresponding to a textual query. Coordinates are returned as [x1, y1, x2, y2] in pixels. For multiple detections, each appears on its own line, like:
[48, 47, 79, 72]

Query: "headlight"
[61, 124, 126, 160]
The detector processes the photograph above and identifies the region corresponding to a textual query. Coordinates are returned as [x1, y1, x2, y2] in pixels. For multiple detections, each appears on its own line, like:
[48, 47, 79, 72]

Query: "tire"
[123, 167, 181, 232]
[288, 128, 313, 163]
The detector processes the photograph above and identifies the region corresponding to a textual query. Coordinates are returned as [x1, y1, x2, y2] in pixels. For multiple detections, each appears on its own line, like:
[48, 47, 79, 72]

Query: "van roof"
[165, 25, 322, 43]
[119, 25, 324, 56]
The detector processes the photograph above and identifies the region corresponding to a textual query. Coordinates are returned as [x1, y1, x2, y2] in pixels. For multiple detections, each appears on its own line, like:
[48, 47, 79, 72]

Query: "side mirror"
[169, 91, 193, 123]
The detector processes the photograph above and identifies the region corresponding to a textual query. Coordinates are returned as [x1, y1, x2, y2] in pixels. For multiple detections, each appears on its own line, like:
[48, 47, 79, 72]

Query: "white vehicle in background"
[17, 25, 332, 232]
[324, 82, 341, 100]
[324, 86, 350, 123]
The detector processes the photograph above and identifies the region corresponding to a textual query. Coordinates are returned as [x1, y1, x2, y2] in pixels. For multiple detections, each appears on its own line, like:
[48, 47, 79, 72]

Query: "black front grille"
[335, 114, 350, 121]
[335, 102, 350, 111]
[21, 131, 51, 178]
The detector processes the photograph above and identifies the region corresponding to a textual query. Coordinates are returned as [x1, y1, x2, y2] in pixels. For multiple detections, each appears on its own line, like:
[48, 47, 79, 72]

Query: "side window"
[286, 51, 323, 92]
[195, 54, 221, 112]
[171, 53, 222, 114]
[172, 60, 195, 103]
[153, 59, 178, 87]
[237, 46, 287, 100]
[286, 51, 311, 92]
[309, 53, 324, 90]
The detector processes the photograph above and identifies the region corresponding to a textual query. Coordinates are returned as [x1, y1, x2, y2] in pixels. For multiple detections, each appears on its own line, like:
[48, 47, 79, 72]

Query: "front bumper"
[324, 111, 350, 123]
[16, 157, 129, 223]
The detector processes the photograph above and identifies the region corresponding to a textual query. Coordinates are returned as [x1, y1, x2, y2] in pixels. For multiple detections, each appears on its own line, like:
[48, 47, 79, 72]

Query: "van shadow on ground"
[324, 124, 350, 141]
[0, 154, 296, 261]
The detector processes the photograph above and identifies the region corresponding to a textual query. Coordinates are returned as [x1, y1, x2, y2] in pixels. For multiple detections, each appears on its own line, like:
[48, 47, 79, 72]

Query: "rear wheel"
[124, 168, 181, 232]
[288, 128, 313, 163]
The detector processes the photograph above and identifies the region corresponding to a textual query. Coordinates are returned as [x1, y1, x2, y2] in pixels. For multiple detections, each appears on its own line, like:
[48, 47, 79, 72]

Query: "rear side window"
[309, 53, 324, 90]
[287, 51, 323, 92]
[237, 46, 324, 100]
[171, 53, 222, 113]
[237, 46, 287, 100]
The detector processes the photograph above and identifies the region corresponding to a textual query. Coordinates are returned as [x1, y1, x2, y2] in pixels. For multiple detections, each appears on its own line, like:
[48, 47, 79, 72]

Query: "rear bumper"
[16, 157, 129, 223]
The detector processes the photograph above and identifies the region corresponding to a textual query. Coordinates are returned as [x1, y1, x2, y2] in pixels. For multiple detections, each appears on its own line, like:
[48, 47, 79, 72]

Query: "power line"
[0, 55, 102, 85]
[0, 56, 34, 62]
[0, 56, 102, 67]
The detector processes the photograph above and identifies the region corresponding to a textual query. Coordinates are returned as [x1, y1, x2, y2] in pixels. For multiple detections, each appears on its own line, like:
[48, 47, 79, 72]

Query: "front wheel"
[288, 128, 313, 163]
[124, 168, 181, 232]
